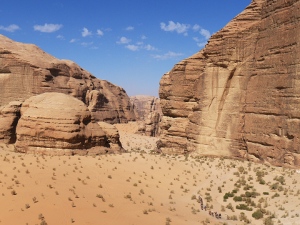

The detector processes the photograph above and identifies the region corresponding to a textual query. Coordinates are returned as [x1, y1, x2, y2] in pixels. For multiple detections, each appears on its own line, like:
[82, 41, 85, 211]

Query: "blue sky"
[0, 0, 250, 97]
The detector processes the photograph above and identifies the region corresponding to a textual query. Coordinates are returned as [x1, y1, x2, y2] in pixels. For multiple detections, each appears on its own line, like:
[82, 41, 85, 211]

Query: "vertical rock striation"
[159, 0, 300, 167]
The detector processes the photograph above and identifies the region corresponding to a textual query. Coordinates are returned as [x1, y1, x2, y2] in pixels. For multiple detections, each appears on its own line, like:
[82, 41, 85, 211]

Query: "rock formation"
[159, 0, 300, 167]
[15, 92, 122, 155]
[0, 101, 22, 144]
[0, 35, 135, 124]
[98, 122, 122, 150]
[130, 95, 162, 137]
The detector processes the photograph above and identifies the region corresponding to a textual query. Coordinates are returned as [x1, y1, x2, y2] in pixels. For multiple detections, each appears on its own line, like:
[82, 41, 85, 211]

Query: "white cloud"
[193, 36, 208, 48]
[125, 26, 134, 31]
[97, 29, 104, 36]
[34, 23, 62, 33]
[56, 35, 65, 40]
[141, 35, 147, 40]
[197, 42, 207, 48]
[160, 21, 190, 35]
[200, 28, 211, 40]
[70, 38, 78, 43]
[126, 44, 139, 51]
[117, 36, 131, 44]
[104, 28, 112, 32]
[144, 44, 157, 51]
[0, 24, 20, 32]
[193, 37, 200, 42]
[152, 51, 183, 60]
[82, 27, 92, 37]
[193, 24, 200, 32]
[81, 42, 93, 47]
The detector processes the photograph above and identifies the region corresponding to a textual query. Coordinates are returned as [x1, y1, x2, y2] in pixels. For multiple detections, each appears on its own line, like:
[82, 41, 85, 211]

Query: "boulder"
[159, 0, 300, 167]
[98, 122, 123, 150]
[15, 92, 120, 155]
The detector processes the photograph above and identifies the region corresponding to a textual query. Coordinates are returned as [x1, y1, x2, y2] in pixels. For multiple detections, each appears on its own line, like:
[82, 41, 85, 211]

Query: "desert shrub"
[227, 215, 238, 220]
[245, 191, 260, 198]
[252, 209, 264, 219]
[233, 196, 243, 202]
[218, 186, 222, 193]
[238, 166, 245, 174]
[223, 192, 234, 200]
[205, 193, 212, 202]
[274, 176, 285, 185]
[263, 217, 274, 225]
[256, 170, 265, 179]
[239, 212, 251, 223]
[236, 204, 252, 211]
[165, 217, 171, 225]
[40, 221, 48, 225]
[232, 189, 239, 194]
[270, 182, 279, 190]
[233, 172, 240, 177]
[271, 193, 279, 198]
[226, 203, 234, 211]
[259, 179, 266, 185]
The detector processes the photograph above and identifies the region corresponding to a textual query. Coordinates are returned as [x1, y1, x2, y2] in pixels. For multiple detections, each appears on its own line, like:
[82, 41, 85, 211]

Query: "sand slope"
[0, 125, 299, 225]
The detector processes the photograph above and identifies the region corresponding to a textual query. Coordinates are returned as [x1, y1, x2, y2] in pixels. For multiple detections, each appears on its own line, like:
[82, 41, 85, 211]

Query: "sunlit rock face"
[15, 92, 123, 155]
[159, 0, 300, 167]
[0, 35, 136, 124]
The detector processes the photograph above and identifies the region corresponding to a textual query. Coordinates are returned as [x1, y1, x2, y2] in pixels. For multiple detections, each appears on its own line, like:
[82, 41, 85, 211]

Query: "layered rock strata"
[130, 95, 162, 137]
[159, 0, 300, 167]
[15, 92, 122, 155]
[0, 35, 135, 124]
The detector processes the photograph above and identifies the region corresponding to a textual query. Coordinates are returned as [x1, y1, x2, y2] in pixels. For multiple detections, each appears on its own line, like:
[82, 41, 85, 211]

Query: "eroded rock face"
[98, 122, 123, 150]
[0, 101, 22, 144]
[159, 0, 300, 167]
[15, 92, 121, 155]
[130, 95, 162, 137]
[0, 35, 135, 124]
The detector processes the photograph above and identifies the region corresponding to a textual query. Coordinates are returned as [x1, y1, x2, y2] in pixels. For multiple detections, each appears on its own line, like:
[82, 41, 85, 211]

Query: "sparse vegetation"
[0, 126, 299, 224]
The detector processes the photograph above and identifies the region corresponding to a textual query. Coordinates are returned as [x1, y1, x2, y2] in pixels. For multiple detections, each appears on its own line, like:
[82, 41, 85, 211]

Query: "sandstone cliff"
[159, 0, 300, 167]
[130, 95, 162, 137]
[0, 35, 135, 124]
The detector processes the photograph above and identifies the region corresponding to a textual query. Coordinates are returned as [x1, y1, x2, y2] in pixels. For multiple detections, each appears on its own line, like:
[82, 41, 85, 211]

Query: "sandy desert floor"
[0, 123, 299, 225]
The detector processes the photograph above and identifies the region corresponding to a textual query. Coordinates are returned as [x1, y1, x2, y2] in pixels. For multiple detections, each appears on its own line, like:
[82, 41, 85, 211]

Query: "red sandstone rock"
[0, 35, 135, 124]
[0, 101, 22, 144]
[15, 92, 120, 155]
[159, 0, 300, 167]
